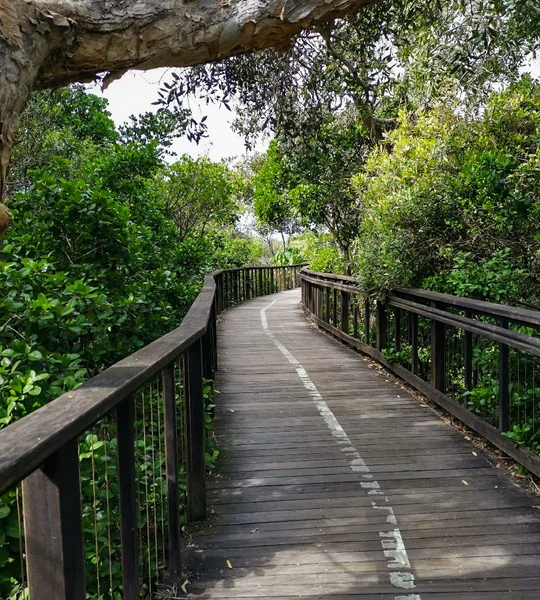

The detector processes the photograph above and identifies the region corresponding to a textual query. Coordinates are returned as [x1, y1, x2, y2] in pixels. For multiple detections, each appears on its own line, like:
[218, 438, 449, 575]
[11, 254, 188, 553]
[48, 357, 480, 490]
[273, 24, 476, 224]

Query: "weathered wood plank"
[186, 289, 540, 599]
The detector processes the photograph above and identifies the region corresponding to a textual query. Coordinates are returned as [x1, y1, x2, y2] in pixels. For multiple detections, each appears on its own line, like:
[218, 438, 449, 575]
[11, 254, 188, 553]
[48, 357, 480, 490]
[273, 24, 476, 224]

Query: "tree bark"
[0, 0, 371, 235]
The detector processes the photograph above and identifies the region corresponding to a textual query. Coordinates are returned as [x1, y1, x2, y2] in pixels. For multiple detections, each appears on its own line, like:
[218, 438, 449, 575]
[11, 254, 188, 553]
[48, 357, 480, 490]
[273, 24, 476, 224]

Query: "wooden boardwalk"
[186, 289, 540, 599]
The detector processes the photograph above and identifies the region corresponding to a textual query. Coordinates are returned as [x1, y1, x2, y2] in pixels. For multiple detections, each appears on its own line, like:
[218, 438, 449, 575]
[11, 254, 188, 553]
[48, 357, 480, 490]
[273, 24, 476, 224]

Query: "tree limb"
[0, 0, 375, 234]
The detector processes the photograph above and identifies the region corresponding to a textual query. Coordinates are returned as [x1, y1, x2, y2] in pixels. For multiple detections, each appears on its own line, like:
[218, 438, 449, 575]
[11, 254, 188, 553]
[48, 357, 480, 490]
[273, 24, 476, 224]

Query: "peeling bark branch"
[0, 0, 373, 234]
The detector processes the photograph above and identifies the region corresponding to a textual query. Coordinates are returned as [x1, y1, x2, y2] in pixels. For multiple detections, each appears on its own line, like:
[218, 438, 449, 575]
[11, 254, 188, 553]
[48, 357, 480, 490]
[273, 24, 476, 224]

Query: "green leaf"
[27, 350, 43, 362]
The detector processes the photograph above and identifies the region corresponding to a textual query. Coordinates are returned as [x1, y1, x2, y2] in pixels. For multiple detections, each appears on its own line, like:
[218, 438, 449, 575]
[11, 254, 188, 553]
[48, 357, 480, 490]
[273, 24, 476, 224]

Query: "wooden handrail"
[395, 287, 540, 328]
[0, 263, 304, 600]
[299, 268, 540, 479]
[0, 275, 216, 495]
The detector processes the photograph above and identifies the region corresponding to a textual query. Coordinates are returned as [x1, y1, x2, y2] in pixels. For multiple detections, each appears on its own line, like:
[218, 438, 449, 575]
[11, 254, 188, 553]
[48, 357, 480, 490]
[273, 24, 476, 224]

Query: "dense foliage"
[0, 87, 261, 599]
[353, 77, 540, 305]
[0, 0, 539, 591]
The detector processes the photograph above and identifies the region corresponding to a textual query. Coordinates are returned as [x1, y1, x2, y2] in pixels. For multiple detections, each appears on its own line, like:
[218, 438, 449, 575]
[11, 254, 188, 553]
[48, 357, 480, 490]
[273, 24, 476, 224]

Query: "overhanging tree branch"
[0, 0, 375, 234]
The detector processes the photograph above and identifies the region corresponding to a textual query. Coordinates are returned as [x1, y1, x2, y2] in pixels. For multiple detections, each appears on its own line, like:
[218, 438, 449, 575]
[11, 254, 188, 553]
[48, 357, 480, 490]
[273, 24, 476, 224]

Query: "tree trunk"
[280, 231, 287, 252]
[0, 0, 371, 235]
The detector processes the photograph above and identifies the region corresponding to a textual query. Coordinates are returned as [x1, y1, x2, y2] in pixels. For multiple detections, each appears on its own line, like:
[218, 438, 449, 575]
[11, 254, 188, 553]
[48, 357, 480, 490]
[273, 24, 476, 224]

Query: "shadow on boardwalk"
[184, 290, 540, 599]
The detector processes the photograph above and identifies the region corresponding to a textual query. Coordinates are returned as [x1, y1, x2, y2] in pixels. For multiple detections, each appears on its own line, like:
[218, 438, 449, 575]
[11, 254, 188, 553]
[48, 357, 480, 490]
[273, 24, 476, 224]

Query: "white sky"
[94, 68, 264, 163]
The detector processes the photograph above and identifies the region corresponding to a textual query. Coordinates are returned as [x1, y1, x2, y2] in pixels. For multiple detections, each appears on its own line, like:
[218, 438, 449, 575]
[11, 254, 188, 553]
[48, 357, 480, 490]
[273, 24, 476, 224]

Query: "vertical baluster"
[270, 268, 275, 293]
[216, 273, 222, 314]
[210, 304, 218, 372]
[333, 289, 338, 326]
[431, 302, 446, 393]
[23, 439, 86, 600]
[499, 320, 510, 432]
[116, 396, 140, 597]
[281, 267, 286, 291]
[202, 323, 214, 387]
[376, 299, 387, 351]
[259, 268, 263, 297]
[162, 364, 182, 575]
[353, 302, 359, 338]
[394, 307, 401, 353]
[341, 290, 349, 334]
[184, 339, 206, 521]
[464, 310, 473, 394]
[365, 297, 371, 345]
[411, 312, 419, 375]
[325, 287, 330, 323]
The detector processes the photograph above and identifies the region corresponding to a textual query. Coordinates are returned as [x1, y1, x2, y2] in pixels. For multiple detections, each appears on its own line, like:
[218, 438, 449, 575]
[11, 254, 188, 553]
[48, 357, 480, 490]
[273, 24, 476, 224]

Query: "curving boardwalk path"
[187, 289, 540, 599]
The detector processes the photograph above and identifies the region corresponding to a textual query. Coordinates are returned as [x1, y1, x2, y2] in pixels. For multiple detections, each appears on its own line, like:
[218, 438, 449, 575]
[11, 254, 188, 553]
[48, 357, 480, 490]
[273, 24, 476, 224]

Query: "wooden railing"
[300, 267, 540, 477]
[0, 264, 304, 600]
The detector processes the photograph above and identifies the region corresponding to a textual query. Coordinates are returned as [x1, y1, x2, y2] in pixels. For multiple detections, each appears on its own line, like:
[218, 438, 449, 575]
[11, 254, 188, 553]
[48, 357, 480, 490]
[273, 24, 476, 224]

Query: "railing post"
[282, 266, 286, 291]
[464, 310, 473, 393]
[215, 273, 221, 314]
[317, 286, 324, 320]
[184, 339, 207, 522]
[431, 303, 446, 393]
[22, 439, 86, 600]
[411, 312, 419, 375]
[364, 297, 371, 345]
[376, 299, 387, 351]
[326, 287, 331, 323]
[259, 268, 263, 297]
[270, 268, 275, 293]
[211, 304, 218, 372]
[223, 272, 228, 309]
[394, 307, 401, 353]
[499, 320, 510, 432]
[202, 324, 214, 384]
[341, 290, 349, 333]
[116, 396, 141, 598]
[163, 363, 182, 575]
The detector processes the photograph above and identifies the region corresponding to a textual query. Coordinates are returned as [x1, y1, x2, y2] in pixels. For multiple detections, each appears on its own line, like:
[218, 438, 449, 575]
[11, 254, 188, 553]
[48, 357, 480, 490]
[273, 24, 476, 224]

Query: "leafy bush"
[0, 87, 245, 599]
[352, 76, 540, 305]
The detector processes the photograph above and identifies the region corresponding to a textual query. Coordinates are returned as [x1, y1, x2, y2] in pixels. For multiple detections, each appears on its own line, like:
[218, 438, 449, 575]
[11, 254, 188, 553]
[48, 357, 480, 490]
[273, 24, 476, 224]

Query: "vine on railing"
[0, 264, 304, 600]
[300, 268, 540, 477]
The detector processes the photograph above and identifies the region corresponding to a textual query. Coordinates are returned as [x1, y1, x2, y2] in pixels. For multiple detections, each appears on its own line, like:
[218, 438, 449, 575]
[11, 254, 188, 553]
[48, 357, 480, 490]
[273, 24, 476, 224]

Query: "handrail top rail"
[301, 267, 357, 284]
[219, 263, 308, 274]
[300, 269, 540, 329]
[389, 295, 540, 357]
[0, 262, 306, 496]
[395, 287, 540, 328]
[0, 274, 217, 496]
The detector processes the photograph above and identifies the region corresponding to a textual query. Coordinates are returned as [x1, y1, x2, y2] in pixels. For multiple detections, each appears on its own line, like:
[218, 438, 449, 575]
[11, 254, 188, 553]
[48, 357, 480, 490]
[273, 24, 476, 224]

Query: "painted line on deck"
[261, 297, 421, 600]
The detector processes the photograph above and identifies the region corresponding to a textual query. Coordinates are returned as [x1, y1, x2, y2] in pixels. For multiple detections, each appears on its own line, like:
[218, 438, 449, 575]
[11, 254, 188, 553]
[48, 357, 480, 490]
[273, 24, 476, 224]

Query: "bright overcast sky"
[94, 68, 263, 163]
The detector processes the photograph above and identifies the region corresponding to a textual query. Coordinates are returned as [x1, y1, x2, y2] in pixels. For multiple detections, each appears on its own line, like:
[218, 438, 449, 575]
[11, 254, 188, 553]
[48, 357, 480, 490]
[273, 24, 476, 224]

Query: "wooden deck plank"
[186, 289, 540, 599]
